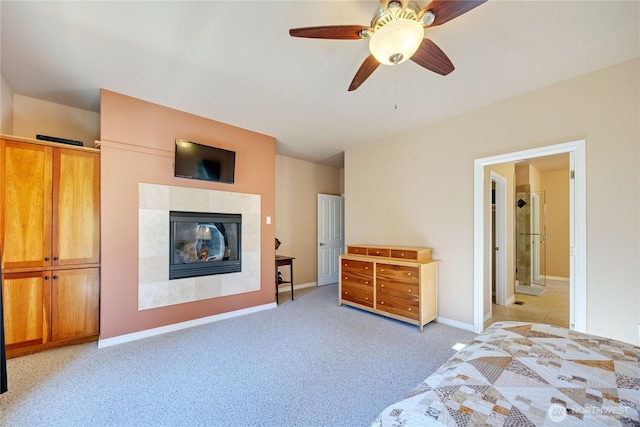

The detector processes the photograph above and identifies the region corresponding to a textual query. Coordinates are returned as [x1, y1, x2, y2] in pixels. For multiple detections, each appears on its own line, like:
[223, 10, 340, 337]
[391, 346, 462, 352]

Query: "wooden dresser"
[0, 135, 100, 357]
[339, 245, 438, 331]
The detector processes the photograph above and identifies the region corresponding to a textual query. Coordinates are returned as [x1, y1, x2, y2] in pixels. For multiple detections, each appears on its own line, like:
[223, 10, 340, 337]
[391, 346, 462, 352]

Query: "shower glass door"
[515, 191, 546, 287]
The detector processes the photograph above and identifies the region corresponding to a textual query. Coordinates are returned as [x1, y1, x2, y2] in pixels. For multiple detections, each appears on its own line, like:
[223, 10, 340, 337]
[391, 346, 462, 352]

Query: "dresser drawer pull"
[380, 301, 385, 305]
[407, 272, 412, 276]
[365, 281, 369, 285]
[401, 253, 405, 257]
[380, 269, 384, 272]
[365, 266, 369, 270]
[407, 289, 411, 293]
[408, 307, 412, 311]
[344, 276, 348, 280]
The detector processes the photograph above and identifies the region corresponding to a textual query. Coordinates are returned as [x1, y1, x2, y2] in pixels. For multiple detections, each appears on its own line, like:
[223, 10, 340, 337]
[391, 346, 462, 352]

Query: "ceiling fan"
[289, 0, 486, 91]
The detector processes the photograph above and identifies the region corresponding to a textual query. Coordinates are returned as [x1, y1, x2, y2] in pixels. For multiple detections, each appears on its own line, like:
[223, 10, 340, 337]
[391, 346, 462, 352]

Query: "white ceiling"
[1, 1, 638, 168]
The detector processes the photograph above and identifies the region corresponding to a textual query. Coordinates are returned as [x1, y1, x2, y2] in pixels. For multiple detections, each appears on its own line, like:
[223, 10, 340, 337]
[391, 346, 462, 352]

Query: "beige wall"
[515, 163, 528, 185]
[529, 164, 542, 193]
[99, 89, 276, 340]
[345, 58, 639, 344]
[1, 75, 13, 134]
[543, 168, 570, 278]
[12, 94, 99, 146]
[275, 155, 342, 285]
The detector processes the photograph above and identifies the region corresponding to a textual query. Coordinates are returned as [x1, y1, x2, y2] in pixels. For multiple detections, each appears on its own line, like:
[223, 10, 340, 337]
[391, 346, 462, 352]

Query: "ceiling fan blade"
[410, 38, 454, 75]
[348, 55, 380, 91]
[289, 25, 369, 40]
[419, 0, 486, 27]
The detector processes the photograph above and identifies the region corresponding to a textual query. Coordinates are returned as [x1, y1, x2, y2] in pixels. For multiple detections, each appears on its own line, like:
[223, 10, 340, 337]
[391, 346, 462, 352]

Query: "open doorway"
[474, 140, 586, 334]
[487, 156, 570, 329]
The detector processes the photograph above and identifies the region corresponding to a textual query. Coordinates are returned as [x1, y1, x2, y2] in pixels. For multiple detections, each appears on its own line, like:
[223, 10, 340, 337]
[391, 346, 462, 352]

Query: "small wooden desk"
[275, 255, 295, 304]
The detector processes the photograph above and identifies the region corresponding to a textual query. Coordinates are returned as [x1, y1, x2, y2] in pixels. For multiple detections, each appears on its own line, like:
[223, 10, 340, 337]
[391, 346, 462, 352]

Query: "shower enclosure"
[515, 190, 546, 287]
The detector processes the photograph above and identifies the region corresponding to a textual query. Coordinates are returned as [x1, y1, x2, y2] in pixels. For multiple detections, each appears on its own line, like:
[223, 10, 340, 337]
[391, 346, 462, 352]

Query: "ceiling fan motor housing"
[369, 2, 424, 65]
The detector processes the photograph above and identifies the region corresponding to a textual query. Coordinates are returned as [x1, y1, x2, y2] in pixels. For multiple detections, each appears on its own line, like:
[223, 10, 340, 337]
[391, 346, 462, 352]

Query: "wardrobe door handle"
[44, 276, 50, 280]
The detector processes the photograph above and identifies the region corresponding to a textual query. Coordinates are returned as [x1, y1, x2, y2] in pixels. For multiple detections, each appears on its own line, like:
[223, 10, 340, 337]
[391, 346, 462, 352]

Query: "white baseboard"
[98, 302, 276, 349]
[484, 295, 516, 322]
[436, 316, 475, 332]
[277, 281, 318, 293]
[541, 275, 569, 282]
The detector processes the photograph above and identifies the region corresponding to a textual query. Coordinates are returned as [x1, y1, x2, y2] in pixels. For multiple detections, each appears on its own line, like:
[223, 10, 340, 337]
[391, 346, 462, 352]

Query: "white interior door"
[491, 172, 507, 306]
[317, 194, 344, 286]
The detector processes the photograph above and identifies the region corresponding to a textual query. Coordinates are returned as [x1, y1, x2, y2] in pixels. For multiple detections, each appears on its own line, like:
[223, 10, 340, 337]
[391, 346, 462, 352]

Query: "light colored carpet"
[0, 284, 476, 427]
[515, 284, 545, 296]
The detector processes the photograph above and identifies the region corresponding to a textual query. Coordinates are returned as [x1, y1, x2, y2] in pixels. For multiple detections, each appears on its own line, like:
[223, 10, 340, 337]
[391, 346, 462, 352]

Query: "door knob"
[319, 242, 325, 246]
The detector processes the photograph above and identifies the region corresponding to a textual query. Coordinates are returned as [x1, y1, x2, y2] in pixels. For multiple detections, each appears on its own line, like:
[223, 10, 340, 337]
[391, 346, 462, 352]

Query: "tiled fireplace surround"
[138, 183, 261, 310]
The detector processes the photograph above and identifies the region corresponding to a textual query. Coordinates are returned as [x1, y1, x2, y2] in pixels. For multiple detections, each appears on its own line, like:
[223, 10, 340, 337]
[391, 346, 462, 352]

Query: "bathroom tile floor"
[484, 279, 570, 330]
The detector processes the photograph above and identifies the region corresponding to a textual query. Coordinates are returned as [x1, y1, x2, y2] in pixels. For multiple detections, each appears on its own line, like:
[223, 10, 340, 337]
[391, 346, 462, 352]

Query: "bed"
[372, 322, 640, 426]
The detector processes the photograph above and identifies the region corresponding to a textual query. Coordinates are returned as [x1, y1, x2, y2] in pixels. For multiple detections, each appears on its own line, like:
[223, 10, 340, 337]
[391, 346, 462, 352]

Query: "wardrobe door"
[0, 140, 53, 270]
[1, 271, 51, 349]
[52, 148, 100, 266]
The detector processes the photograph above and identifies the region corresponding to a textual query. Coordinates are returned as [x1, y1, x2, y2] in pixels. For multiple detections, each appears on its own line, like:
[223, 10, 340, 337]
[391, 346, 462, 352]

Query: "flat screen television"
[174, 139, 236, 184]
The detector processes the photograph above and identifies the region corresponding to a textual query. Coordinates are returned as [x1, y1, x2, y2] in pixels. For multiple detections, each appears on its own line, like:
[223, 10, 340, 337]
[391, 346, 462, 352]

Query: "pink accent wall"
[99, 89, 275, 339]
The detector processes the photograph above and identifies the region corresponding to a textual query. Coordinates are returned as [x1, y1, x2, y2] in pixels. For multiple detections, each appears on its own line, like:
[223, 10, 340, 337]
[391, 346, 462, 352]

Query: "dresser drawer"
[377, 280, 419, 299]
[342, 273, 373, 287]
[376, 294, 420, 320]
[347, 246, 368, 256]
[367, 247, 390, 257]
[341, 283, 373, 308]
[342, 259, 373, 273]
[376, 264, 419, 284]
[390, 249, 418, 260]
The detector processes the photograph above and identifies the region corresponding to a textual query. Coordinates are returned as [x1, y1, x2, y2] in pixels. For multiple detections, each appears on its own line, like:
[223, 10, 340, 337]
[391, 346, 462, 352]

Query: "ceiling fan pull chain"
[394, 66, 398, 110]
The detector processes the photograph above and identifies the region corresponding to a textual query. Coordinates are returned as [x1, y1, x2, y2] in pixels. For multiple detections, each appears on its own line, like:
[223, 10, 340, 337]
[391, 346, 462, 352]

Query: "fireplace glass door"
[170, 211, 241, 279]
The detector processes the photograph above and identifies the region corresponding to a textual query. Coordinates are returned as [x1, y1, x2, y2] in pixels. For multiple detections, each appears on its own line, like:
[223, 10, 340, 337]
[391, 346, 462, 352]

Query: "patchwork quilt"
[372, 322, 640, 426]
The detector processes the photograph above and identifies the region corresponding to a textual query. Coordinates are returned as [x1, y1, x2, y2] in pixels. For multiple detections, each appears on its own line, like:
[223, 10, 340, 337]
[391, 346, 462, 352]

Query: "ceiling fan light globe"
[369, 19, 423, 65]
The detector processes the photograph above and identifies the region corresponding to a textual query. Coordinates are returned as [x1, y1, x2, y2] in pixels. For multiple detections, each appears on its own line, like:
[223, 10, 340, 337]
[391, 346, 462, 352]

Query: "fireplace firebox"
[169, 211, 241, 279]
